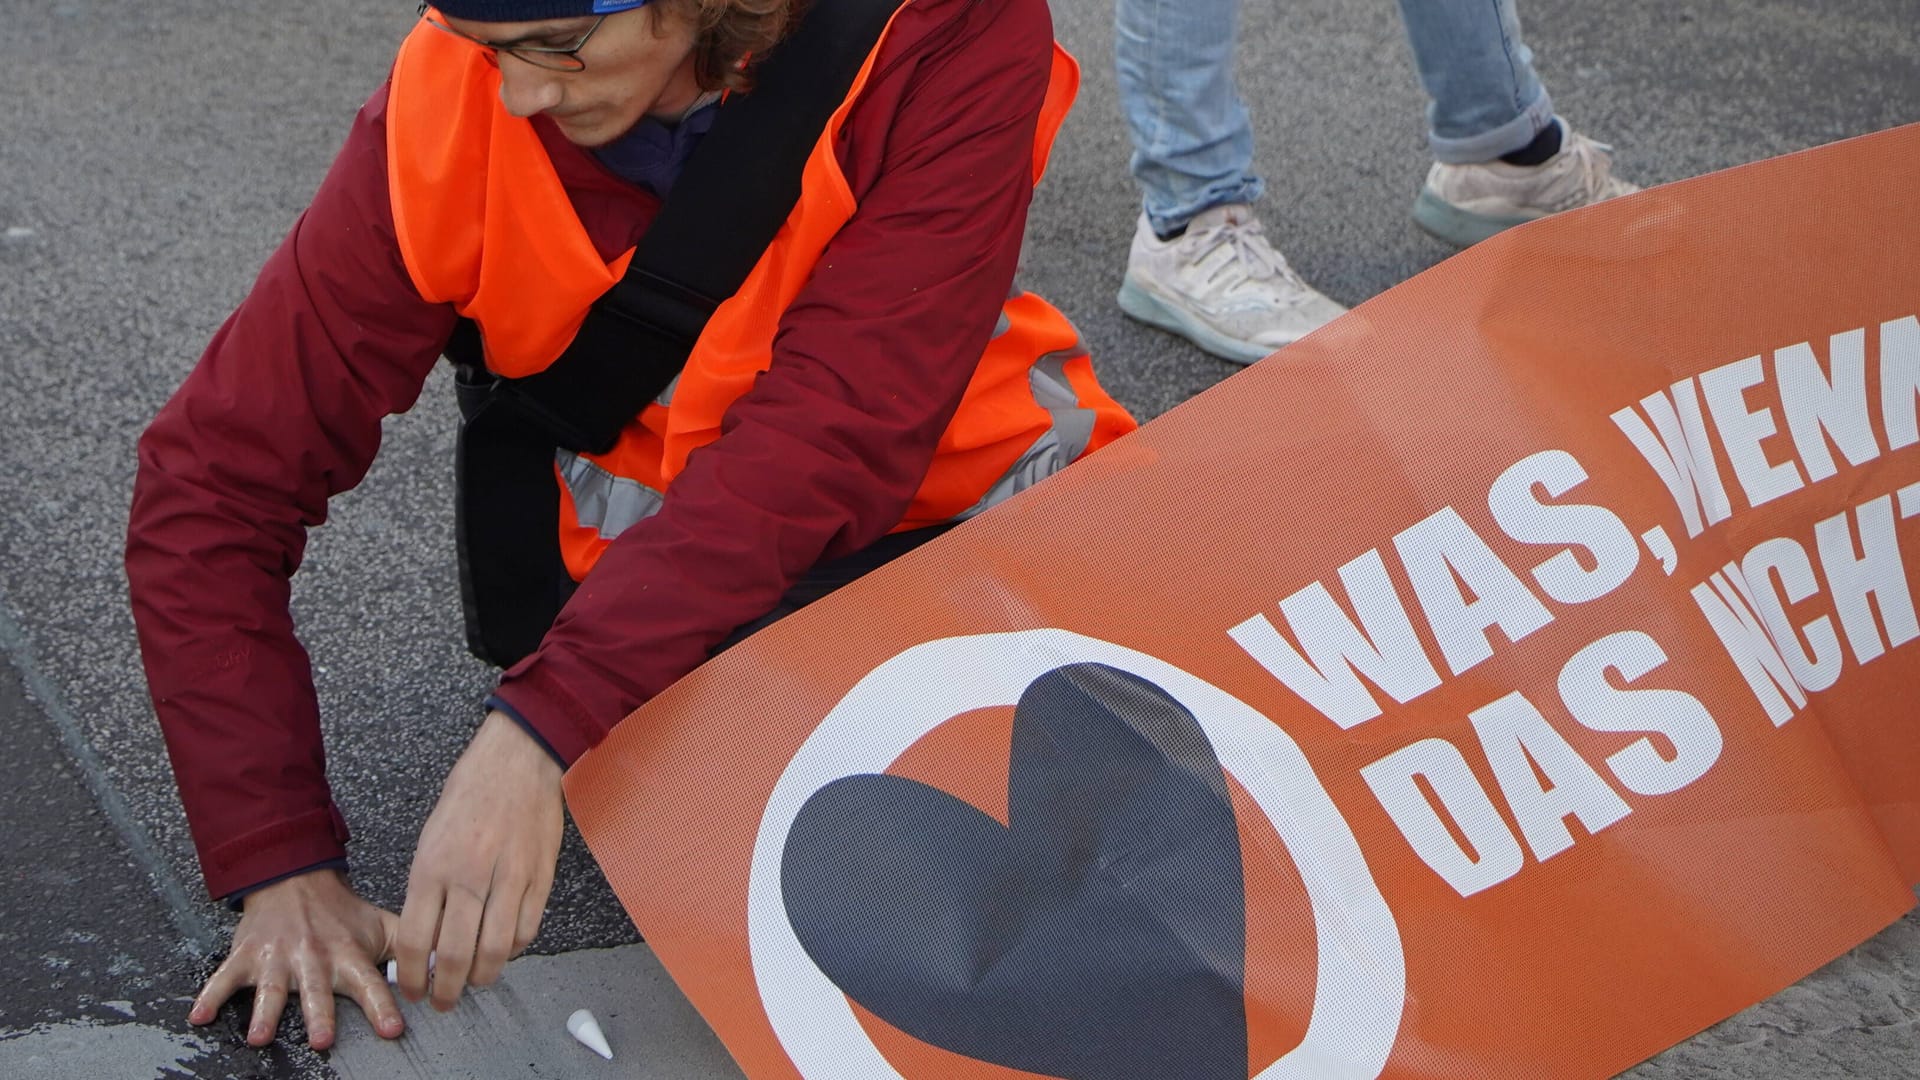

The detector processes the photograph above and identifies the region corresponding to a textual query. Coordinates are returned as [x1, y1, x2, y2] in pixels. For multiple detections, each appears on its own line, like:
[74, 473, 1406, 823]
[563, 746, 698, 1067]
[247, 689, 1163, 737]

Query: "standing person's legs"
[1113, 0, 1347, 365]
[1396, 0, 1639, 247]
[1398, 0, 1554, 164]
[1115, 0, 1260, 236]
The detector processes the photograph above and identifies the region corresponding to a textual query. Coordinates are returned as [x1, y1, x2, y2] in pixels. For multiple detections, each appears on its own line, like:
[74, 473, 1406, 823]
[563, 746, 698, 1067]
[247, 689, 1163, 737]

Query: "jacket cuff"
[199, 803, 351, 902]
[490, 664, 611, 768]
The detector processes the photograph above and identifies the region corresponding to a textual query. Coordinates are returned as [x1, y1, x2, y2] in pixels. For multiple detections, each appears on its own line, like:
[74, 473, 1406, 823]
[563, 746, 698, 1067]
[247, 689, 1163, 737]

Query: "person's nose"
[497, 56, 566, 118]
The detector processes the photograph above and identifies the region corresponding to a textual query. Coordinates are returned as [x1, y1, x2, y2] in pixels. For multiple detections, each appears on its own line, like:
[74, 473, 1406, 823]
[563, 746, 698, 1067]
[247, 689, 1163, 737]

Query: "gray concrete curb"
[331, 945, 741, 1080]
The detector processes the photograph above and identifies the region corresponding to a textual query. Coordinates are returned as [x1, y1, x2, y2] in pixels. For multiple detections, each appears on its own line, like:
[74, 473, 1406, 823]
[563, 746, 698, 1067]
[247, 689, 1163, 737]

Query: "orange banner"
[566, 124, 1920, 1080]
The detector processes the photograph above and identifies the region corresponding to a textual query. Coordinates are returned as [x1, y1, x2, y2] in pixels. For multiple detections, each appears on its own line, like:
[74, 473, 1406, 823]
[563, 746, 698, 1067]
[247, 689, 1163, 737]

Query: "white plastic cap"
[567, 1008, 613, 1060]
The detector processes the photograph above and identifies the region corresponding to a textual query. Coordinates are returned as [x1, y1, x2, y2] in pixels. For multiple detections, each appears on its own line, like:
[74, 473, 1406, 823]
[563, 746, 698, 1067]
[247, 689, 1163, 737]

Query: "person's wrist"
[239, 865, 348, 913]
[484, 695, 568, 769]
[482, 709, 564, 785]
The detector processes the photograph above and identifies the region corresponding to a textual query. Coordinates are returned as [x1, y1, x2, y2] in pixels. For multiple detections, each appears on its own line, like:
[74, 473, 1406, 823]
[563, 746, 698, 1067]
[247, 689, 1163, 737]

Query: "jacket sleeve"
[124, 83, 457, 900]
[492, 0, 1058, 763]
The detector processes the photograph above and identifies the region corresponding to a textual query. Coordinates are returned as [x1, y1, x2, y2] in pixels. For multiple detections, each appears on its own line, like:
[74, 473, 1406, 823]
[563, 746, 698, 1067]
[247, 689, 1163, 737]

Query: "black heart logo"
[781, 662, 1249, 1080]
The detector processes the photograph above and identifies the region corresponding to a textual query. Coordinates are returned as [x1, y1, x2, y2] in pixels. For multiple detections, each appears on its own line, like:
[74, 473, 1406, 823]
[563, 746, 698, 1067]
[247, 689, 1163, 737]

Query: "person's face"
[443, 4, 701, 147]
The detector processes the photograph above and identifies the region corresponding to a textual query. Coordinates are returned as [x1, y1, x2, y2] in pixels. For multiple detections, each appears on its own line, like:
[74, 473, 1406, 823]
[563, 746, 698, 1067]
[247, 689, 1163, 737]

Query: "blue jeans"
[1117, 0, 1557, 235]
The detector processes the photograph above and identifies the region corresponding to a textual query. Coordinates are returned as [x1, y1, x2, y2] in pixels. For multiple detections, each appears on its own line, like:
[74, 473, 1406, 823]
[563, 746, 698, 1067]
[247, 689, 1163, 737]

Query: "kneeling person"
[125, 0, 1134, 1049]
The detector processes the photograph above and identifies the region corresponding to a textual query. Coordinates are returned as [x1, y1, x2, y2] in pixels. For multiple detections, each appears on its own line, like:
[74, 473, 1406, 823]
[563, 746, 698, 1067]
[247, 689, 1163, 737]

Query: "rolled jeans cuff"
[1429, 91, 1556, 164]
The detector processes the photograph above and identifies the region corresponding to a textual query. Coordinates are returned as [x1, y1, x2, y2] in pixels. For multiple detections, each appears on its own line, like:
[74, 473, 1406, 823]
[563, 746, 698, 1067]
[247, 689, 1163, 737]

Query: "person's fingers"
[339, 956, 407, 1040]
[375, 907, 403, 966]
[247, 975, 289, 1047]
[188, 954, 249, 1026]
[526, 849, 556, 938]
[469, 875, 524, 987]
[513, 880, 546, 958]
[296, 953, 338, 1051]
[428, 884, 486, 1011]
[394, 878, 445, 1002]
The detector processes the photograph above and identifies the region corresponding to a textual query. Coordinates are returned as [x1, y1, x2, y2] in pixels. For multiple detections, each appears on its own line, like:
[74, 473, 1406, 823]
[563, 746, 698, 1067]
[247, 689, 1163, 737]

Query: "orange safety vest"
[385, 10, 1135, 584]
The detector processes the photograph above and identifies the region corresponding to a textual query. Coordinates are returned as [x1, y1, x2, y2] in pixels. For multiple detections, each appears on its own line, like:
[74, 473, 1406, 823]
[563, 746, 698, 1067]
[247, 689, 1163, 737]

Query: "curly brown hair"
[659, 0, 804, 91]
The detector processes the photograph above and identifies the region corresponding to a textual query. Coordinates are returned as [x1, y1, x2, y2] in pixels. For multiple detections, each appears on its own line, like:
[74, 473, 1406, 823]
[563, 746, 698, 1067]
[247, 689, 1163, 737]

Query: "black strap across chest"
[449, 0, 906, 667]
[448, 0, 905, 450]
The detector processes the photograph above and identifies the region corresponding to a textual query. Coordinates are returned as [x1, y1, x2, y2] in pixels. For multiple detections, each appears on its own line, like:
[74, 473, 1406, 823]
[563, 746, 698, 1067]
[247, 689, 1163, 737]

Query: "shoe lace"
[1562, 134, 1633, 202]
[1185, 214, 1311, 299]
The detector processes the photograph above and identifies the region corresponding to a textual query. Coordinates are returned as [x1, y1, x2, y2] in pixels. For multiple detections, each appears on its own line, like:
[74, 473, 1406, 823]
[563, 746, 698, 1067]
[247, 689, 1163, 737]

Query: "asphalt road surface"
[1, 0, 1916, 1077]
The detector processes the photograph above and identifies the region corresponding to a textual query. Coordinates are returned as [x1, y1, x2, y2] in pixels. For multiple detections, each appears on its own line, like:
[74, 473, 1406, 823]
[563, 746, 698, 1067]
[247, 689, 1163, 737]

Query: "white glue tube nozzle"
[567, 1008, 613, 1060]
[385, 952, 436, 985]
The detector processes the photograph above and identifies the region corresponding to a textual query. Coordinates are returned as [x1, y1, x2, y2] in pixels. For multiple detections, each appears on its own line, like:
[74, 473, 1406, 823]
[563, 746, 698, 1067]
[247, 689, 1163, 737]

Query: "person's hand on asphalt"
[189, 868, 404, 1050]
[394, 709, 565, 1011]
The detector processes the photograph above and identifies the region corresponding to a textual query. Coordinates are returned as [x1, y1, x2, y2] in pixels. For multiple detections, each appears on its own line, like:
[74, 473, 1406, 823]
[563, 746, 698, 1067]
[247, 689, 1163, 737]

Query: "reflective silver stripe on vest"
[557, 348, 1096, 537]
[952, 349, 1099, 521]
[556, 449, 666, 540]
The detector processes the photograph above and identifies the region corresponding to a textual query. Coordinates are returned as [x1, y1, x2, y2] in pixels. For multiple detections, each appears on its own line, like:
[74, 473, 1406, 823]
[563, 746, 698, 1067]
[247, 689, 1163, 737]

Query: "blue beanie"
[430, 0, 651, 21]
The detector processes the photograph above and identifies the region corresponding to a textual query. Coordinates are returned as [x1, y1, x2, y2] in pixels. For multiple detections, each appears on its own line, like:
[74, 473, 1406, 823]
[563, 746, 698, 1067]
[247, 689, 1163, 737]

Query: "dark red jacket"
[126, 0, 1062, 900]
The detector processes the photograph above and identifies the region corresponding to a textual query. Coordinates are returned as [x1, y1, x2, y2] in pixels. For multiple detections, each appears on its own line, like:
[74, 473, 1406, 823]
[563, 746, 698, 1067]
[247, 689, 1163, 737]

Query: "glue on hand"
[385, 952, 436, 985]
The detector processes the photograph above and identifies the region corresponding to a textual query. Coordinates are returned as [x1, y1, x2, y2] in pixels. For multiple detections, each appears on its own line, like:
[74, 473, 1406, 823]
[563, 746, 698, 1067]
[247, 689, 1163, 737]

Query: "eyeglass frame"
[414, 2, 624, 72]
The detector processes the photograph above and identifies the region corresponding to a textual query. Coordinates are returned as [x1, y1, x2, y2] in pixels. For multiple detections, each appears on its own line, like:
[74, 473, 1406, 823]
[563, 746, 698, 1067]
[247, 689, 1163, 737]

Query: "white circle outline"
[746, 628, 1406, 1079]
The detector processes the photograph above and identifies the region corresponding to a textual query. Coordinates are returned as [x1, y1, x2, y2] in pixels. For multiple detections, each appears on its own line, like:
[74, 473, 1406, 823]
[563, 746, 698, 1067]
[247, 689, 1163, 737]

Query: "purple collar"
[590, 96, 721, 198]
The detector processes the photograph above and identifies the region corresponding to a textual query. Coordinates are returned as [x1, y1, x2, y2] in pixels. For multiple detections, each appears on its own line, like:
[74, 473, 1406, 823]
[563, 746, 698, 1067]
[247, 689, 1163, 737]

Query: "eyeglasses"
[416, 2, 623, 72]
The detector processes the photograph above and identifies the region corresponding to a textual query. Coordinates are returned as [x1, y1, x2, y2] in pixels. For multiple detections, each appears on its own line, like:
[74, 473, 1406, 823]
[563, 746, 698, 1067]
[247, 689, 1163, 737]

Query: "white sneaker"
[1413, 120, 1641, 248]
[1117, 204, 1348, 365]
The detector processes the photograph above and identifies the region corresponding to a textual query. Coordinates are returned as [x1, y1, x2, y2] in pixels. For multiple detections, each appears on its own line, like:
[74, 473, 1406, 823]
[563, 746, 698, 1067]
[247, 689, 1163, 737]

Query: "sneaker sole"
[1411, 188, 1539, 249]
[1115, 279, 1285, 365]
